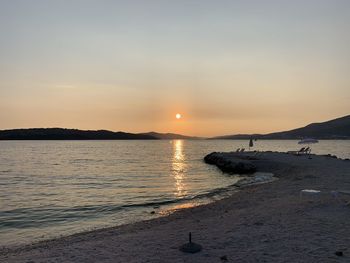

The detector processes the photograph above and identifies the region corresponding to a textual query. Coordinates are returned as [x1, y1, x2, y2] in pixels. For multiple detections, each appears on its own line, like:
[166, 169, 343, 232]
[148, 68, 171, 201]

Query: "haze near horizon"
[0, 0, 349, 136]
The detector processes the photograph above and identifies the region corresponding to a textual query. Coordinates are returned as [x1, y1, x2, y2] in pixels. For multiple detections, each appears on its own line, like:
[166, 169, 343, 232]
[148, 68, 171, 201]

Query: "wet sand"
[1, 152, 350, 263]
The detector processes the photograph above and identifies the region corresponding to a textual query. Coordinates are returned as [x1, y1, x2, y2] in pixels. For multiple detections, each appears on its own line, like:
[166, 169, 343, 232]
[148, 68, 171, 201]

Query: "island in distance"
[0, 115, 349, 140]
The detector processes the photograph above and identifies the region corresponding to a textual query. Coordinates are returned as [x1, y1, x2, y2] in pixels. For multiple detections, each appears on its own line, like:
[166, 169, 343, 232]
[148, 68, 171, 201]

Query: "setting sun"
[175, 113, 182, 119]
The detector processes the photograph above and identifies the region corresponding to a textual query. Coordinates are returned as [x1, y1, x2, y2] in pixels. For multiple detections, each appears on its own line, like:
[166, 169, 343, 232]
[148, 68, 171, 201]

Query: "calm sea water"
[0, 140, 349, 246]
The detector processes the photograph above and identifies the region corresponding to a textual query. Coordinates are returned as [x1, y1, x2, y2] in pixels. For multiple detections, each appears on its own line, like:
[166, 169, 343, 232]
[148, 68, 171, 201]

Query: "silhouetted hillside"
[0, 128, 157, 140]
[140, 132, 202, 140]
[212, 115, 350, 140]
[2, 115, 349, 140]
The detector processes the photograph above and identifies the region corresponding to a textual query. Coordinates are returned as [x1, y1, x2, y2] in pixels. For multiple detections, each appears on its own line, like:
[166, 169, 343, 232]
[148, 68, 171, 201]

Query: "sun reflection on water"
[172, 140, 187, 198]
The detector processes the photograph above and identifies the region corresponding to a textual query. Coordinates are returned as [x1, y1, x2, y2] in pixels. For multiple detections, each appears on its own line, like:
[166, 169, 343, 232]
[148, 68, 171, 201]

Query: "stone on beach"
[335, 251, 343, 257]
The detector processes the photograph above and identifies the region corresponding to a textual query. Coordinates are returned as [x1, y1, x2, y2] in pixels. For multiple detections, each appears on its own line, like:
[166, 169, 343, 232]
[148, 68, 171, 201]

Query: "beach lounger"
[288, 147, 305, 155]
[288, 147, 311, 155]
[235, 148, 241, 152]
[304, 147, 311, 154]
[240, 148, 245, 152]
[299, 147, 312, 155]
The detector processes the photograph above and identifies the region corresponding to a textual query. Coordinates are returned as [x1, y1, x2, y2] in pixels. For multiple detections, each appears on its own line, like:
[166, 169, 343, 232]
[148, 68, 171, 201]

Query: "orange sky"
[0, 1, 349, 136]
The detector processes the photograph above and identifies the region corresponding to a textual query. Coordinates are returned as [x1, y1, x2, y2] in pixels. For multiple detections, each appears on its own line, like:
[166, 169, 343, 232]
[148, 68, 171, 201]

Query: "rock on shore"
[204, 152, 256, 174]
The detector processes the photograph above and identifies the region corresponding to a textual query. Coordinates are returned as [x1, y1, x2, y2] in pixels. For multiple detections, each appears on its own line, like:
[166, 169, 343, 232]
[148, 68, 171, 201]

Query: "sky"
[0, 0, 349, 137]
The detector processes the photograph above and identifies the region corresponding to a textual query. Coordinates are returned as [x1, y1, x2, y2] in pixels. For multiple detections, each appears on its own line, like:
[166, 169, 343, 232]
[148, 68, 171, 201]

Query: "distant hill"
[0, 128, 157, 140]
[2, 115, 349, 140]
[139, 132, 202, 140]
[212, 115, 350, 140]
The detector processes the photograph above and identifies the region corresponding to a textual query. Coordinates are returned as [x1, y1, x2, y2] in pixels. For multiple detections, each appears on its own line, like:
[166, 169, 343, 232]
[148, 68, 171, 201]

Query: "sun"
[175, 113, 182, 119]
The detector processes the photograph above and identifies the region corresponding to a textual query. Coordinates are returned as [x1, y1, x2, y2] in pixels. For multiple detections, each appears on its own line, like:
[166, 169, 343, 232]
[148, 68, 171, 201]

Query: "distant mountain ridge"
[0, 128, 157, 140]
[139, 132, 202, 140]
[1, 115, 349, 140]
[0, 128, 198, 140]
[212, 115, 350, 140]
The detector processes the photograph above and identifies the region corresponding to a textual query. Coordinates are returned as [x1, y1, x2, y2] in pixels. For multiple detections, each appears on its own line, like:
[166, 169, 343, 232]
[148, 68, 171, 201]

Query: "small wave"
[0, 183, 241, 230]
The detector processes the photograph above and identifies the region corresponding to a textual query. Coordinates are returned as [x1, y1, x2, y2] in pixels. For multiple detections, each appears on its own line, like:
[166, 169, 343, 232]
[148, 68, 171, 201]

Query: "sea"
[0, 140, 349, 246]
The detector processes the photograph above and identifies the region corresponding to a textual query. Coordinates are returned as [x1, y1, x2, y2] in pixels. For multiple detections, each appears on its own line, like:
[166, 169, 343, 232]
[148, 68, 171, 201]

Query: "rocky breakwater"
[204, 152, 257, 174]
[204, 152, 275, 186]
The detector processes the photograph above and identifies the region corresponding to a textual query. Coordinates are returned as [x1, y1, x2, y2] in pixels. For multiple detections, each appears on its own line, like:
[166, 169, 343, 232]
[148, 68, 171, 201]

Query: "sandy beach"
[1, 152, 350, 263]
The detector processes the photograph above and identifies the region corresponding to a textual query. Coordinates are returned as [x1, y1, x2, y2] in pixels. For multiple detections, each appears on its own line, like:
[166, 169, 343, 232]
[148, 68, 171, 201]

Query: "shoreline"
[0, 153, 276, 251]
[1, 152, 350, 262]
